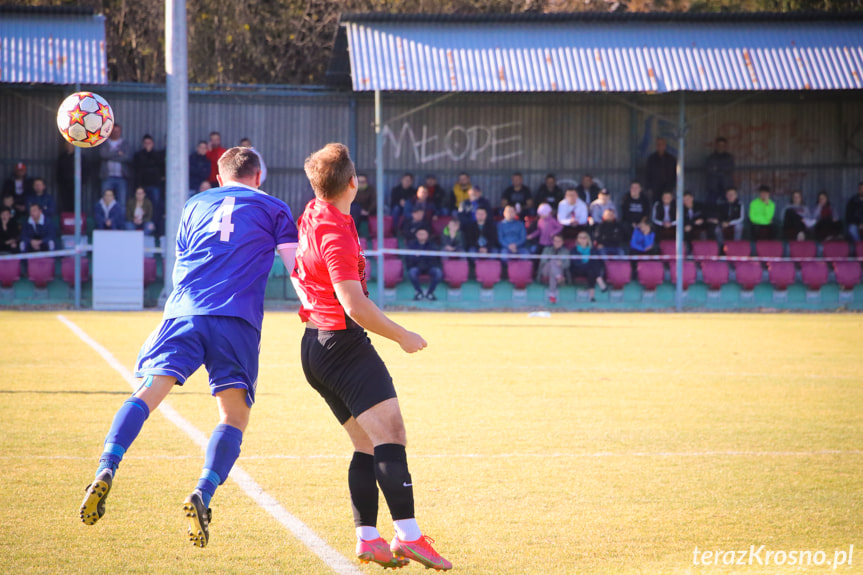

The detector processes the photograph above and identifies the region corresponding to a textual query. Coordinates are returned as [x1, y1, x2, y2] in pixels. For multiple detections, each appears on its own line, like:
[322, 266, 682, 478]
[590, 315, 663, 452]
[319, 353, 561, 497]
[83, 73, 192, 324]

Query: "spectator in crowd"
[3, 162, 33, 216]
[576, 174, 601, 203]
[845, 181, 863, 242]
[458, 186, 492, 224]
[782, 190, 815, 241]
[498, 205, 529, 257]
[189, 140, 211, 194]
[350, 173, 376, 230]
[440, 216, 465, 254]
[99, 124, 133, 208]
[621, 181, 651, 238]
[534, 173, 564, 211]
[125, 187, 156, 236]
[206, 131, 227, 186]
[652, 190, 677, 241]
[390, 172, 415, 234]
[630, 217, 656, 256]
[502, 172, 533, 218]
[0, 206, 20, 253]
[1, 194, 18, 223]
[749, 185, 776, 240]
[710, 187, 745, 242]
[195, 181, 212, 196]
[589, 188, 616, 227]
[526, 202, 564, 253]
[451, 172, 472, 212]
[400, 206, 429, 241]
[464, 207, 498, 254]
[557, 187, 588, 239]
[594, 209, 627, 256]
[423, 174, 447, 215]
[538, 233, 569, 304]
[813, 191, 842, 242]
[239, 138, 267, 185]
[406, 228, 443, 301]
[705, 136, 735, 206]
[411, 185, 436, 224]
[94, 189, 124, 231]
[57, 142, 86, 212]
[682, 191, 708, 241]
[133, 134, 165, 220]
[26, 178, 56, 219]
[570, 230, 607, 302]
[20, 203, 56, 253]
[645, 137, 677, 199]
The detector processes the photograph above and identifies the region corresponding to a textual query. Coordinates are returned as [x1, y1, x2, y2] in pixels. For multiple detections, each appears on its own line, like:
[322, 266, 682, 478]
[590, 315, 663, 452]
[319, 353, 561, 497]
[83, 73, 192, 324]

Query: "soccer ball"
[56, 92, 114, 148]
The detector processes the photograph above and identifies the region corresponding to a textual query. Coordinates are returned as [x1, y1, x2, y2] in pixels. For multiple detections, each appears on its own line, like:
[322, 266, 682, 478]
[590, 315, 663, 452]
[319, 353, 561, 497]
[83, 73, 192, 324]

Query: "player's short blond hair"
[304, 143, 355, 200]
[218, 147, 260, 181]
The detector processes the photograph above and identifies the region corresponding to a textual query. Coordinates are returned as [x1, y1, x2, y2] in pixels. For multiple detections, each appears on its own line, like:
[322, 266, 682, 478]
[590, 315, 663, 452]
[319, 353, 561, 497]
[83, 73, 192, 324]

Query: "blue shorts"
[134, 315, 261, 407]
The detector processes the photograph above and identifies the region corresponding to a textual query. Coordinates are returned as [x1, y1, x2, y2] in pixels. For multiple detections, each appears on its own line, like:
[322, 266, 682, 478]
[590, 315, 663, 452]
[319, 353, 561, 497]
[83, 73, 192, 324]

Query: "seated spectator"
[350, 173, 377, 230]
[652, 190, 677, 241]
[538, 233, 569, 304]
[594, 209, 627, 256]
[576, 174, 601, 203]
[94, 189, 124, 231]
[406, 228, 442, 301]
[0, 206, 20, 253]
[589, 188, 616, 227]
[464, 207, 498, 254]
[26, 178, 56, 219]
[845, 181, 863, 242]
[526, 202, 564, 253]
[451, 172, 472, 212]
[1, 193, 20, 224]
[410, 185, 436, 224]
[783, 190, 815, 241]
[440, 217, 465, 254]
[570, 230, 607, 302]
[125, 187, 156, 236]
[189, 140, 211, 194]
[534, 173, 563, 212]
[749, 185, 776, 240]
[400, 206, 429, 241]
[423, 174, 447, 215]
[20, 203, 56, 252]
[195, 180, 212, 195]
[458, 186, 492, 225]
[557, 187, 588, 239]
[630, 218, 656, 256]
[390, 172, 415, 234]
[497, 205, 529, 257]
[3, 162, 33, 216]
[682, 191, 708, 241]
[502, 172, 534, 218]
[710, 187, 745, 242]
[620, 180, 651, 238]
[813, 191, 842, 242]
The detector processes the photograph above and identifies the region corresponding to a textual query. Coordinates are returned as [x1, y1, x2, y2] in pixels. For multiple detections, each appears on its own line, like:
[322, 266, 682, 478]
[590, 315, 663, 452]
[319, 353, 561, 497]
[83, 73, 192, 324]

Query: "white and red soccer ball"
[56, 92, 115, 148]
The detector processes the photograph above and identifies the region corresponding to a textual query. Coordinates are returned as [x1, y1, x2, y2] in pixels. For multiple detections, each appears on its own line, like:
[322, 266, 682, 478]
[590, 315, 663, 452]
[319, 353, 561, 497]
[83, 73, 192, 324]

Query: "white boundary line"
[57, 314, 362, 575]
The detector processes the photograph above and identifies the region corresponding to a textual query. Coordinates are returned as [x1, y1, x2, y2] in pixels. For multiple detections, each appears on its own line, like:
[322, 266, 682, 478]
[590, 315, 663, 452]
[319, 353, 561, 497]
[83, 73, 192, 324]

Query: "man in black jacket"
[406, 228, 443, 301]
[682, 191, 708, 242]
[620, 181, 651, 239]
[846, 181, 863, 242]
[645, 138, 677, 199]
[464, 207, 499, 254]
[594, 209, 627, 256]
[133, 135, 165, 224]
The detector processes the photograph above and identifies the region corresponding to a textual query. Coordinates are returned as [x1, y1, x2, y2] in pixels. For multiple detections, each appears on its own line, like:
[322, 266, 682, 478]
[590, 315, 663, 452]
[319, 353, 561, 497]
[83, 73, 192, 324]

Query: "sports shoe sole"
[358, 551, 409, 569]
[80, 472, 112, 525]
[182, 495, 211, 548]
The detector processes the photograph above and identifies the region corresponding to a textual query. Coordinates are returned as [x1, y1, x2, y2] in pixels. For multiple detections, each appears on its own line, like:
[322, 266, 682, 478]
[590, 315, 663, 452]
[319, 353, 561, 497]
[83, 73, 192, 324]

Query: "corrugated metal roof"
[342, 18, 863, 92]
[0, 12, 107, 85]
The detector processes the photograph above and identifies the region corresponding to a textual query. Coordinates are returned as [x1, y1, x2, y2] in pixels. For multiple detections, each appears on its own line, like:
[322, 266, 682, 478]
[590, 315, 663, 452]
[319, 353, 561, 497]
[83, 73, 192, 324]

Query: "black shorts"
[300, 327, 397, 425]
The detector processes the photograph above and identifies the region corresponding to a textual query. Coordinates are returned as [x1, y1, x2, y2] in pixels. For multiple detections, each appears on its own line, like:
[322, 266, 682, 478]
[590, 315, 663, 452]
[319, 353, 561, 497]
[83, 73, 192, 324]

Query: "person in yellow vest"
[451, 172, 472, 210]
[749, 185, 776, 240]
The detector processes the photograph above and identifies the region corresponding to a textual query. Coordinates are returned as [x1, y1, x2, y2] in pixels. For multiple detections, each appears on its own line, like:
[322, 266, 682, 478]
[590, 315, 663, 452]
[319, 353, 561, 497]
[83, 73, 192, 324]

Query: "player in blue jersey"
[79, 147, 298, 548]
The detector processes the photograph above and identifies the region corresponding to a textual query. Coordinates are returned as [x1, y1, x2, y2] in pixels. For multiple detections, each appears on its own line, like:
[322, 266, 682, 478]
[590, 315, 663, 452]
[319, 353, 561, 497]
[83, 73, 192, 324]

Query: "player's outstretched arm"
[333, 280, 427, 353]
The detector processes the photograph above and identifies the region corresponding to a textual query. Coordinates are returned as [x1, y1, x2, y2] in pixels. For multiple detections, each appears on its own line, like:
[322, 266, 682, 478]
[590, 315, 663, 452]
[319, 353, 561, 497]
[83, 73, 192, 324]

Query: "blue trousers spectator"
[144, 186, 162, 222]
[124, 221, 156, 236]
[597, 247, 626, 257]
[849, 224, 861, 242]
[408, 265, 442, 295]
[101, 177, 129, 209]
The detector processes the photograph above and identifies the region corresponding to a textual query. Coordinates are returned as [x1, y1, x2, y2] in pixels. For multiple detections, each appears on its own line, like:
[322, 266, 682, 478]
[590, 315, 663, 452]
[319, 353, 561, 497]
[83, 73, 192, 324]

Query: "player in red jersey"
[291, 143, 451, 571]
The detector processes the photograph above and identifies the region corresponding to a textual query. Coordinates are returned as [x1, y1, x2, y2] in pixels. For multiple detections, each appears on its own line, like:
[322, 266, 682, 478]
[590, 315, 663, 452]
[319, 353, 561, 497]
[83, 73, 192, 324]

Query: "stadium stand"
[822, 241, 849, 259]
[768, 261, 796, 290]
[636, 261, 664, 291]
[701, 261, 730, 290]
[27, 258, 54, 288]
[0, 259, 21, 287]
[442, 259, 469, 288]
[735, 261, 763, 290]
[833, 261, 862, 290]
[367, 215, 393, 238]
[474, 259, 502, 289]
[383, 258, 404, 288]
[800, 261, 829, 291]
[691, 240, 719, 257]
[724, 240, 752, 257]
[372, 237, 399, 259]
[431, 216, 452, 238]
[604, 261, 631, 290]
[61, 257, 90, 284]
[788, 240, 816, 259]
[60, 212, 85, 235]
[506, 260, 534, 289]
[144, 257, 157, 286]
[756, 240, 784, 258]
[669, 260, 697, 290]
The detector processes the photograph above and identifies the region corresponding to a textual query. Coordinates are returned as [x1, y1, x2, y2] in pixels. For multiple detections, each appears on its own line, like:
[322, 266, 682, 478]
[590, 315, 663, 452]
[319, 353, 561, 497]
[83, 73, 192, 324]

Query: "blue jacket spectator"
[630, 219, 656, 255]
[497, 206, 529, 255]
[94, 189, 125, 230]
[189, 141, 212, 193]
[406, 228, 443, 301]
[26, 178, 56, 218]
[20, 204, 56, 252]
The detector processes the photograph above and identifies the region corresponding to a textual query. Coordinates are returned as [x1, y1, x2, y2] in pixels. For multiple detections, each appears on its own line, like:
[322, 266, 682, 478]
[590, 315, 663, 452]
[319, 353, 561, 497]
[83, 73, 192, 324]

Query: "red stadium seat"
[821, 241, 849, 260]
[431, 216, 452, 238]
[0, 259, 21, 288]
[755, 240, 784, 258]
[800, 261, 829, 291]
[734, 262, 762, 290]
[604, 261, 632, 290]
[724, 240, 752, 257]
[636, 261, 664, 291]
[27, 258, 55, 288]
[367, 215, 393, 238]
[669, 260, 697, 290]
[833, 261, 862, 290]
[358, 237, 368, 251]
[691, 240, 719, 257]
[383, 258, 403, 288]
[474, 259, 502, 289]
[788, 241, 816, 259]
[61, 257, 90, 284]
[857, 242, 863, 258]
[60, 212, 86, 235]
[372, 237, 399, 260]
[144, 257, 157, 286]
[700, 261, 729, 290]
[767, 261, 796, 291]
[659, 240, 679, 256]
[506, 259, 534, 289]
[442, 259, 469, 288]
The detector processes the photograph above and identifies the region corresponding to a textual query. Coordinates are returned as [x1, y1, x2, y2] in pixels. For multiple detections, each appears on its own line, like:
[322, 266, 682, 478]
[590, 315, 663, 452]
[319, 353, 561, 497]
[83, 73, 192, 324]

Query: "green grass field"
[1, 311, 861, 574]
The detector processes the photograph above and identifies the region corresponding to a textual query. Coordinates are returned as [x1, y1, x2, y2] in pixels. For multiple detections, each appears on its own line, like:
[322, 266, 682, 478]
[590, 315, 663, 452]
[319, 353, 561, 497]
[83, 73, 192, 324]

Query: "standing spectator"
[682, 191, 708, 241]
[594, 209, 627, 256]
[645, 137, 677, 199]
[133, 134, 165, 221]
[440, 217, 465, 253]
[239, 138, 267, 185]
[189, 141, 212, 194]
[652, 190, 677, 241]
[406, 228, 442, 301]
[620, 181, 651, 238]
[94, 189, 124, 231]
[350, 173, 376, 230]
[389, 173, 416, 235]
[464, 207, 498, 254]
[630, 218, 656, 256]
[589, 188, 616, 227]
[497, 205, 529, 257]
[813, 191, 841, 242]
[782, 190, 815, 241]
[0, 206, 20, 253]
[20, 203, 56, 252]
[451, 172, 472, 211]
[526, 202, 564, 253]
[26, 178, 56, 219]
[125, 187, 156, 236]
[457, 186, 492, 224]
[56, 142, 78, 212]
[538, 233, 568, 304]
[749, 185, 776, 240]
[576, 174, 601, 203]
[845, 181, 863, 242]
[557, 187, 588, 239]
[502, 172, 533, 217]
[423, 174, 447, 215]
[205, 131, 226, 186]
[400, 206, 429, 241]
[704, 137, 735, 206]
[534, 173, 563, 211]
[3, 162, 33, 216]
[99, 124, 133, 208]
[570, 230, 607, 302]
[710, 187, 745, 242]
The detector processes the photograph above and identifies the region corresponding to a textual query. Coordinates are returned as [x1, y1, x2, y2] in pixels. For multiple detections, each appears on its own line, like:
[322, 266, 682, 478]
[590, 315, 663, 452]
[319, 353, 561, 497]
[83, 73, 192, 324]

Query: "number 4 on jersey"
[209, 197, 236, 242]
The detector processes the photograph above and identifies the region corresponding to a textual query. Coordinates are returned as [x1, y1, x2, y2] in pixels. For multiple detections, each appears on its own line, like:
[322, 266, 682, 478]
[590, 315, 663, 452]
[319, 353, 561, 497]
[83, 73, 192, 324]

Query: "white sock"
[393, 518, 421, 542]
[356, 525, 380, 541]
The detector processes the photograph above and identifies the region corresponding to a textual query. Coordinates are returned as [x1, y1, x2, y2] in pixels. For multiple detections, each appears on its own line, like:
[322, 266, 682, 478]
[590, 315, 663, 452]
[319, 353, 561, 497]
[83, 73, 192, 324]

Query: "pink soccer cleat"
[357, 537, 409, 569]
[391, 535, 452, 571]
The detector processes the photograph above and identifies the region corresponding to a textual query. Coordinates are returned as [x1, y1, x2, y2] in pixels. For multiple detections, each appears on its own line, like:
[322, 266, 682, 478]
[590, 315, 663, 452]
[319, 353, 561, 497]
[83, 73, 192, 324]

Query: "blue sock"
[96, 396, 150, 477]
[195, 424, 243, 508]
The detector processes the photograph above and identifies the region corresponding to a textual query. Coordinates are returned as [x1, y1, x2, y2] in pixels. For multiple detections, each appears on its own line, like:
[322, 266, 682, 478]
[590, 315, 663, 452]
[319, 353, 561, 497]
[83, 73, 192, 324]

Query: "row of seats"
[0, 257, 159, 289]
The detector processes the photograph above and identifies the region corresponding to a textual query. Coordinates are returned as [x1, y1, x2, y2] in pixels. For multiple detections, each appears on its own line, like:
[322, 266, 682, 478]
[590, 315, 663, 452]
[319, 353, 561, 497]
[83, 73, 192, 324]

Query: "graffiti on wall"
[716, 121, 820, 164]
[382, 121, 523, 165]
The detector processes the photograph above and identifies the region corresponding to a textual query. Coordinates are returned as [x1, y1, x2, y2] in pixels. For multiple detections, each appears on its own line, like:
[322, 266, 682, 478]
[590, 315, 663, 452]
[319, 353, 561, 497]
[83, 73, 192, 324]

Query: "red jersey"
[206, 146, 226, 183]
[291, 198, 368, 330]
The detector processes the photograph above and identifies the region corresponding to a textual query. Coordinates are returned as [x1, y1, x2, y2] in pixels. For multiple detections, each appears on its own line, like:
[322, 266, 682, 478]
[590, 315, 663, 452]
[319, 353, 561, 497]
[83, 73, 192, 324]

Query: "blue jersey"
[164, 183, 298, 330]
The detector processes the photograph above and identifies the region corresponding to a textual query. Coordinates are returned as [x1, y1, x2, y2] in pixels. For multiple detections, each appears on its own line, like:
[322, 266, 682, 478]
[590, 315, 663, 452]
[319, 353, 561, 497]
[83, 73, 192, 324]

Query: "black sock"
[349, 451, 378, 528]
[374, 443, 415, 521]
